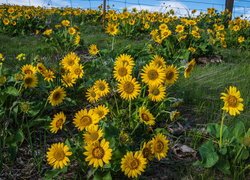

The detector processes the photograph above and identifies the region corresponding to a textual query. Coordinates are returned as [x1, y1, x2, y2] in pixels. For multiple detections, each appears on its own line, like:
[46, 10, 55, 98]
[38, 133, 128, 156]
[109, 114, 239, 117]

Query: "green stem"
[233, 145, 244, 164]
[111, 36, 115, 51]
[131, 122, 140, 135]
[129, 100, 132, 120]
[113, 93, 119, 115]
[219, 112, 226, 148]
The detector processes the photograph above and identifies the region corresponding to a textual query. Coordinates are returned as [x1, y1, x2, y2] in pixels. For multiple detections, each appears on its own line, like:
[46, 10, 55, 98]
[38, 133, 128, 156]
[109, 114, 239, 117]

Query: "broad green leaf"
[103, 171, 112, 180]
[198, 140, 219, 168]
[232, 121, 245, 139]
[5, 86, 19, 96]
[215, 158, 231, 175]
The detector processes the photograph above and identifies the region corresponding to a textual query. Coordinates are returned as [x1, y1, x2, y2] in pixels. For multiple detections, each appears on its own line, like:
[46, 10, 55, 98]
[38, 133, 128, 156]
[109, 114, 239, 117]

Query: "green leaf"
[232, 121, 245, 139]
[14, 129, 25, 144]
[5, 86, 19, 96]
[215, 158, 231, 175]
[44, 167, 67, 179]
[207, 123, 229, 139]
[198, 140, 219, 168]
[239, 148, 249, 161]
[103, 171, 112, 180]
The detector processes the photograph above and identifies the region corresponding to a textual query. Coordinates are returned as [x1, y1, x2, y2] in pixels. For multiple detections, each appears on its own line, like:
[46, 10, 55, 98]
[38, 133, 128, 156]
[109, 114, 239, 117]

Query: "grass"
[174, 55, 250, 128]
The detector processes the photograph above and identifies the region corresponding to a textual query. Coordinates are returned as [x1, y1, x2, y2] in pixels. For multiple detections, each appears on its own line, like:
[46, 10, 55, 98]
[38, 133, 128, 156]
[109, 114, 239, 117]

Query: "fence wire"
[2, 0, 250, 18]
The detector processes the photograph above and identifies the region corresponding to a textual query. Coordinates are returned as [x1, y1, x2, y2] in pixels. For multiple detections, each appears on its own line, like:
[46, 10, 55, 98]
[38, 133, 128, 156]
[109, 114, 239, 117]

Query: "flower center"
[118, 67, 127, 77]
[52, 91, 61, 101]
[90, 91, 97, 98]
[90, 132, 99, 141]
[56, 118, 63, 128]
[129, 158, 139, 170]
[155, 141, 164, 153]
[96, 110, 104, 117]
[151, 88, 160, 96]
[141, 113, 149, 122]
[228, 95, 237, 107]
[68, 59, 74, 66]
[24, 77, 33, 85]
[123, 82, 135, 94]
[24, 69, 33, 74]
[74, 68, 81, 75]
[92, 147, 104, 159]
[148, 70, 159, 80]
[142, 147, 151, 158]
[80, 115, 92, 126]
[54, 149, 65, 161]
[166, 71, 174, 80]
[97, 83, 106, 91]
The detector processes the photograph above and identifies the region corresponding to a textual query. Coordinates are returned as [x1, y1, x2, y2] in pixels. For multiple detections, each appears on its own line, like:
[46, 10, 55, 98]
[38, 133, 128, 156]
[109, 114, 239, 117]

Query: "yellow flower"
[149, 55, 167, 69]
[83, 125, 104, 144]
[93, 80, 110, 97]
[43, 69, 55, 82]
[141, 141, 154, 161]
[175, 25, 185, 33]
[86, 86, 101, 103]
[117, 76, 141, 100]
[159, 23, 168, 31]
[93, 105, 109, 120]
[37, 63, 47, 74]
[61, 52, 80, 70]
[184, 59, 196, 78]
[61, 20, 70, 27]
[46, 142, 72, 169]
[138, 106, 155, 126]
[84, 139, 112, 168]
[50, 112, 66, 133]
[3, 18, 10, 25]
[148, 85, 166, 102]
[220, 86, 244, 116]
[69, 64, 84, 79]
[21, 64, 37, 75]
[74, 34, 81, 45]
[88, 44, 99, 56]
[191, 30, 201, 39]
[121, 151, 147, 178]
[61, 73, 77, 87]
[238, 36, 245, 43]
[68, 27, 76, 35]
[170, 111, 180, 121]
[141, 64, 165, 86]
[188, 47, 196, 53]
[164, 65, 179, 85]
[43, 29, 53, 36]
[48, 86, 66, 106]
[113, 62, 133, 82]
[150, 133, 169, 160]
[73, 109, 99, 131]
[23, 74, 38, 88]
[160, 29, 172, 39]
[114, 54, 135, 67]
[105, 23, 119, 36]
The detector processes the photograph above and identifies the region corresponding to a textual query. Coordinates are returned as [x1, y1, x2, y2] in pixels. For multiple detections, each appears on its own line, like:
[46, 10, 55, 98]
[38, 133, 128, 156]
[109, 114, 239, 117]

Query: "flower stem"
[129, 100, 131, 120]
[219, 112, 226, 148]
[111, 36, 115, 51]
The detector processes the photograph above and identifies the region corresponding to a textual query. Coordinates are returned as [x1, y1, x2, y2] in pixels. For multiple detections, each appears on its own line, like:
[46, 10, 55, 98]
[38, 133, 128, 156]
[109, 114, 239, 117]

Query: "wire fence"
[2, 0, 250, 19]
